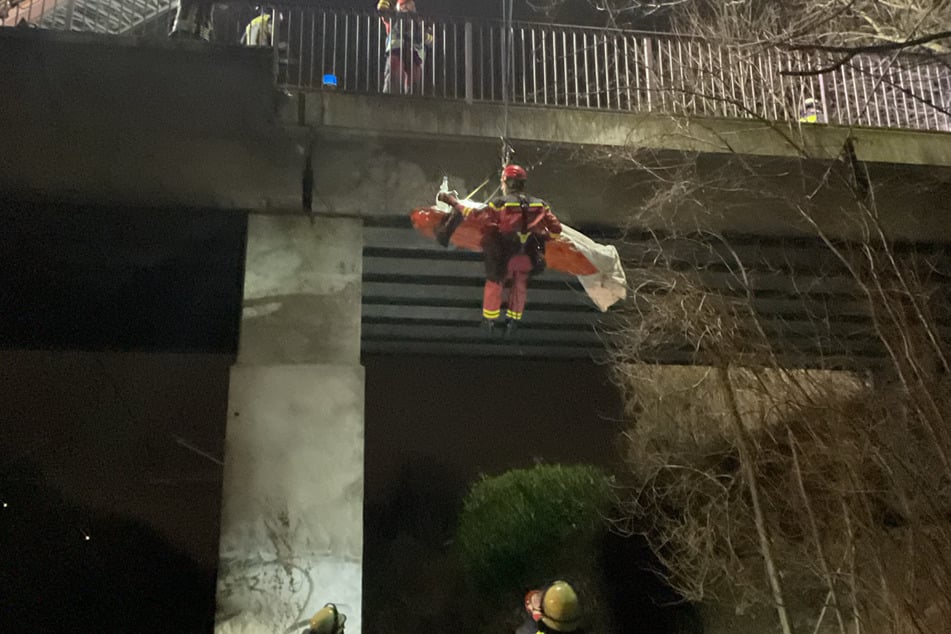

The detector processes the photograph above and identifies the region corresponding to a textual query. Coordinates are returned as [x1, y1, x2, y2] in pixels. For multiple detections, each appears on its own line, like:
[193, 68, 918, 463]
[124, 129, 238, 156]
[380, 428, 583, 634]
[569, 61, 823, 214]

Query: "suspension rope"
[500, 0, 515, 167]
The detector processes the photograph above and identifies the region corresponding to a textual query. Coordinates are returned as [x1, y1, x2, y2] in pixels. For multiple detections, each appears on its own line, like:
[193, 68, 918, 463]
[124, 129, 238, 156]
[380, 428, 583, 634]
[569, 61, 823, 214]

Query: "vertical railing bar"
[489, 25, 495, 101]
[752, 49, 764, 119]
[581, 32, 589, 107]
[903, 64, 917, 127]
[857, 56, 871, 127]
[558, 29, 565, 107]
[311, 11, 318, 89]
[529, 27, 536, 104]
[332, 13, 338, 88]
[550, 29, 557, 105]
[764, 49, 776, 120]
[816, 59, 828, 124]
[541, 27, 548, 105]
[411, 18, 417, 95]
[922, 63, 938, 130]
[605, 32, 613, 109]
[376, 10, 383, 93]
[614, 34, 622, 111]
[865, 56, 882, 127]
[451, 22, 456, 99]
[849, 59, 862, 126]
[666, 39, 675, 112]
[737, 47, 749, 118]
[603, 32, 611, 109]
[594, 32, 602, 108]
[927, 63, 941, 130]
[911, 64, 925, 128]
[677, 39, 686, 114]
[441, 22, 446, 98]
[718, 44, 729, 117]
[820, 52, 833, 124]
[888, 61, 901, 128]
[624, 35, 632, 110]
[464, 21, 473, 103]
[521, 26, 528, 104]
[656, 38, 665, 111]
[299, 8, 308, 89]
[943, 67, 951, 130]
[573, 31, 580, 107]
[644, 38, 653, 112]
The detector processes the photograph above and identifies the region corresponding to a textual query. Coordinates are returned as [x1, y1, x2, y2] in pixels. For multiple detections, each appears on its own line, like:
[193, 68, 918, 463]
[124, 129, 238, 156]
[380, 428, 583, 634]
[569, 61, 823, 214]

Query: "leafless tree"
[594, 2, 951, 633]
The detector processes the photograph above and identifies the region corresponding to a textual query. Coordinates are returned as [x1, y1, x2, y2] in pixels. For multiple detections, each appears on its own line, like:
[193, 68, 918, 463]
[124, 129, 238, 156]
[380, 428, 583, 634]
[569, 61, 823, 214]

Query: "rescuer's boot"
[504, 318, 520, 340]
[481, 318, 502, 338]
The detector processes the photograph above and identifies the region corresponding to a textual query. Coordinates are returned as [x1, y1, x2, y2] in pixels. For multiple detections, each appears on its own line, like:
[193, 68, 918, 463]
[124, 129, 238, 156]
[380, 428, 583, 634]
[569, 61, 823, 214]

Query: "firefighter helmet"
[309, 603, 345, 634]
[540, 581, 581, 632]
[502, 164, 528, 181]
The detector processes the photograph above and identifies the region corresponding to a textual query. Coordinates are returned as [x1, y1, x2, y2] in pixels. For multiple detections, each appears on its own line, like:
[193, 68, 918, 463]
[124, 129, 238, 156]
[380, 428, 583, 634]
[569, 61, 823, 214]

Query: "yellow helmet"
[309, 603, 346, 634]
[540, 581, 581, 632]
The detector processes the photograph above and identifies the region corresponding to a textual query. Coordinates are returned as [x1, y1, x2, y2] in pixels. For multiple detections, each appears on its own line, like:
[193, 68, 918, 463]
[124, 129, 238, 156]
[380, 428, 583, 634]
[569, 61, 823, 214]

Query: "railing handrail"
[4, 2, 950, 134]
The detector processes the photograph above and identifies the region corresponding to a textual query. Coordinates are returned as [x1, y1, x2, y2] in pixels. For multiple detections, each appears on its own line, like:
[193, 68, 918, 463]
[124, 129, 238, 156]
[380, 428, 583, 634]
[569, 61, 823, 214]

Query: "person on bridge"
[377, 0, 432, 95]
[241, 9, 278, 47]
[303, 602, 346, 634]
[799, 97, 823, 123]
[437, 164, 562, 337]
[169, 0, 215, 41]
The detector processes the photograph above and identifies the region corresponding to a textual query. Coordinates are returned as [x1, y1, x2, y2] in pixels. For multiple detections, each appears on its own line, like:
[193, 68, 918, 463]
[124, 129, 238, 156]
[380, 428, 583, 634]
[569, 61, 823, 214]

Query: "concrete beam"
[305, 91, 951, 167]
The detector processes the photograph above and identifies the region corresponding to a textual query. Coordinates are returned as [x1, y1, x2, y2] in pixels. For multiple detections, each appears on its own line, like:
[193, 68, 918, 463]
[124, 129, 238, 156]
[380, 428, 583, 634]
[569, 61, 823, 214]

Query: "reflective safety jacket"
[463, 193, 562, 244]
[382, 14, 431, 59]
[242, 14, 272, 47]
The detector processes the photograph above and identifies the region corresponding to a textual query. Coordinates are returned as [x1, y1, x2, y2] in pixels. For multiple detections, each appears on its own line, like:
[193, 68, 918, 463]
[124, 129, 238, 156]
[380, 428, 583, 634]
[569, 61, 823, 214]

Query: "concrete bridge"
[2, 19, 951, 634]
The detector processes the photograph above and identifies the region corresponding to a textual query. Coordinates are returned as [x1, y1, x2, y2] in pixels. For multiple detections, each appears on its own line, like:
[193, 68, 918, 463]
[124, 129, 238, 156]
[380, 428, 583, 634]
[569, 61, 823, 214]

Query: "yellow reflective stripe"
[518, 232, 529, 243]
[506, 310, 522, 320]
[483, 309, 501, 319]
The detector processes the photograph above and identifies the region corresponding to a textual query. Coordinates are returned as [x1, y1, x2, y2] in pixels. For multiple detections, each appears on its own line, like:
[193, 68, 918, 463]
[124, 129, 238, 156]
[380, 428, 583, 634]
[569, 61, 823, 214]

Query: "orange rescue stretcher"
[410, 203, 628, 312]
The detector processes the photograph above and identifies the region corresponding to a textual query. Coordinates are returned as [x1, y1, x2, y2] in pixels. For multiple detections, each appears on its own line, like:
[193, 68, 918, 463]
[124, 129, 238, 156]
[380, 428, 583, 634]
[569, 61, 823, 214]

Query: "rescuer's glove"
[424, 31, 434, 46]
[376, 0, 391, 11]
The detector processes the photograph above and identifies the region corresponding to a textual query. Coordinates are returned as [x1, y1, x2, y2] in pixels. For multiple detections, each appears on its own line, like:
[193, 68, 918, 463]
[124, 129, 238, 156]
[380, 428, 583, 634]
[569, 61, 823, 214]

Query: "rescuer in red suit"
[438, 164, 562, 337]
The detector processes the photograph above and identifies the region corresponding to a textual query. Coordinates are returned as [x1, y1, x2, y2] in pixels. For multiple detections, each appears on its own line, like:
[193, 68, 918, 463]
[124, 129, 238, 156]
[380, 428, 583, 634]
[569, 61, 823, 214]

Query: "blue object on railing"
[322, 74, 338, 88]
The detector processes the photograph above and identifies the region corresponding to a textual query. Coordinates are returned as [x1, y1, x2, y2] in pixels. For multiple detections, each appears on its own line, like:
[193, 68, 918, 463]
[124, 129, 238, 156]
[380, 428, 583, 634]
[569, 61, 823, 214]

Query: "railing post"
[464, 21, 473, 104]
[272, 8, 281, 85]
[63, 0, 76, 31]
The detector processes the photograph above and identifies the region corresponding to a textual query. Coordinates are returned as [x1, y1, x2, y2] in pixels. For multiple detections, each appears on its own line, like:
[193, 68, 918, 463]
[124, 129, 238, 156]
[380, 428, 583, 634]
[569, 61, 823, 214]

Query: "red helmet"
[501, 164, 528, 181]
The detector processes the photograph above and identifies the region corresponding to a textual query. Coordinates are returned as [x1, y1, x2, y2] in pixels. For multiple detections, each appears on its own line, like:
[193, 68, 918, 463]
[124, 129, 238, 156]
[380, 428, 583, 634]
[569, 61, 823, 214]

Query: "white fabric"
[557, 224, 628, 312]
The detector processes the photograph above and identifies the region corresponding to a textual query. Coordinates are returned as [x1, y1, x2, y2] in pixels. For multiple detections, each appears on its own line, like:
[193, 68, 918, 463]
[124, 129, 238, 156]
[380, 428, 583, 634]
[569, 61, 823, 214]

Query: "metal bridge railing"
[4, 2, 950, 133]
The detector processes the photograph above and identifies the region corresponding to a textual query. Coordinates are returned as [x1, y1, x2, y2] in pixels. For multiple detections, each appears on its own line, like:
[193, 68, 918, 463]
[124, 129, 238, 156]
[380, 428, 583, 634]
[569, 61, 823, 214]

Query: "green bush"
[456, 463, 613, 595]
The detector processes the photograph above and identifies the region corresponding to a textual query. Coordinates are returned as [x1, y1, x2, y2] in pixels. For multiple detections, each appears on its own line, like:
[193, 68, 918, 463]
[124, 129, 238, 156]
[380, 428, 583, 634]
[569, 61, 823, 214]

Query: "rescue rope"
[500, 0, 515, 168]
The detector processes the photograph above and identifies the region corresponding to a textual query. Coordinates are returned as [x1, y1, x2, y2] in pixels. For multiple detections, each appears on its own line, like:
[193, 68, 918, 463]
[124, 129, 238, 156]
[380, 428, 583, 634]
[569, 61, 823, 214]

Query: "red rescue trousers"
[482, 254, 533, 322]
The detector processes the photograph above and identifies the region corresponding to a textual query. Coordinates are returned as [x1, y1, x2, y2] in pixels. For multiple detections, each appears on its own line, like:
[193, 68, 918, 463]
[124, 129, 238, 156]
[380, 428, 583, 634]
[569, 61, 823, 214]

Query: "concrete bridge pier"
[215, 215, 364, 634]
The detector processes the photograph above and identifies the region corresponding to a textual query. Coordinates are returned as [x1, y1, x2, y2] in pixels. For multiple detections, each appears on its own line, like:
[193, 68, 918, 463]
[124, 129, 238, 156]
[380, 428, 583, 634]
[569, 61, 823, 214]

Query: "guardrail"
[4, 2, 950, 132]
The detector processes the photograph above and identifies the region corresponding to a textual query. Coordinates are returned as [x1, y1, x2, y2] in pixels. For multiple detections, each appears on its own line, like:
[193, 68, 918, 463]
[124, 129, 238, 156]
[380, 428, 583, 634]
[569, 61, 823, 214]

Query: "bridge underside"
[3, 32, 951, 368]
[362, 215, 951, 368]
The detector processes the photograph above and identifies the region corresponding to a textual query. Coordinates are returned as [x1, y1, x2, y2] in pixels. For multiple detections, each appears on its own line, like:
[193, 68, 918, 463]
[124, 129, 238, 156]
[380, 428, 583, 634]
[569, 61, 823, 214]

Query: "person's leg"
[409, 51, 424, 95]
[383, 50, 403, 94]
[505, 254, 533, 322]
[481, 236, 508, 328]
[482, 280, 504, 322]
[170, 0, 199, 38]
[196, 2, 215, 41]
